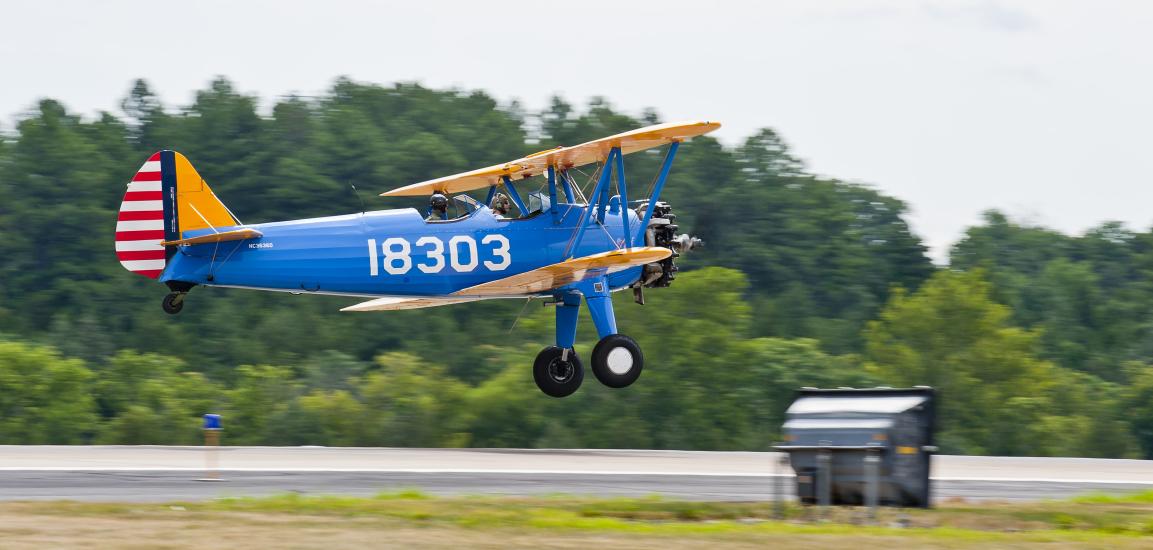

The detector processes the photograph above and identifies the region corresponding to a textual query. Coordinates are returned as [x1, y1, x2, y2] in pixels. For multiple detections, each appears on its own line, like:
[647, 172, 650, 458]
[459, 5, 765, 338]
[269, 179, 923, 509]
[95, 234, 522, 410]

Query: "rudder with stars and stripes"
[115, 152, 172, 279]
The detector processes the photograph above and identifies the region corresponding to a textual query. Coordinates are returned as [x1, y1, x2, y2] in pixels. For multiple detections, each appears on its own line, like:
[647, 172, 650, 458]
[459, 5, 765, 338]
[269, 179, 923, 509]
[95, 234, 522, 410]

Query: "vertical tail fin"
[115, 151, 238, 279]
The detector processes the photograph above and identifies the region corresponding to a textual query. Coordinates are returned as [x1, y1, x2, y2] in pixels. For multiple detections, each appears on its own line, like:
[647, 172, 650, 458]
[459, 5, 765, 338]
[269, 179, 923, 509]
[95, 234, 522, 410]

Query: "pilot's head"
[430, 193, 448, 212]
[491, 193, 511, 216]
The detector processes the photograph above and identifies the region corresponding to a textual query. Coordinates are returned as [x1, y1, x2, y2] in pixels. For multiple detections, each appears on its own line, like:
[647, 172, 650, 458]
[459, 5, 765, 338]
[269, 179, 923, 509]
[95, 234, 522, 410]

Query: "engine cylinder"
[638, 202, 700, 288]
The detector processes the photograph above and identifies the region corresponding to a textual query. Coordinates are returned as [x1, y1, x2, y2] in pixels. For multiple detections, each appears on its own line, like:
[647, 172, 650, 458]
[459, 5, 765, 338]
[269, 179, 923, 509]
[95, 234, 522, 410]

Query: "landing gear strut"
[533, 276, 648, 397]
[533, 346, 584, 398]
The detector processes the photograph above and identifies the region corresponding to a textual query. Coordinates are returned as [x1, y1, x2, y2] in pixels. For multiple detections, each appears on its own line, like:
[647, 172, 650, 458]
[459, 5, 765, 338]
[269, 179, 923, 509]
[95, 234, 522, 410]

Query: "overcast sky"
[3, 0, 1150, 262]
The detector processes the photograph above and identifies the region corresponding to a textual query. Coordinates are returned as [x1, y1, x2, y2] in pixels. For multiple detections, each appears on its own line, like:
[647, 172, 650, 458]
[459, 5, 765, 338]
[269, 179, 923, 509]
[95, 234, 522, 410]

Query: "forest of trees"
[0, 77, 1150, 458]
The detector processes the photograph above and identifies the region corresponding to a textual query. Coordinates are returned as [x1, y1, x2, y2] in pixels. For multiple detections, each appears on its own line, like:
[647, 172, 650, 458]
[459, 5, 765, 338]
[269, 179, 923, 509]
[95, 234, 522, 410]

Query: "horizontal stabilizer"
[160, 228, 263, 247]
[453, 247, 672, 297]
[341, 296, 489, 312]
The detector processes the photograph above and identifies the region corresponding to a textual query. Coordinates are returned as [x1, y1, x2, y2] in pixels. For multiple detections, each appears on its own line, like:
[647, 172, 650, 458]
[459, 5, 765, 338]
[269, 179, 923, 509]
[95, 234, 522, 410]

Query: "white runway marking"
[0, 447, 1150, 485]
[0, 468, 1148, 486]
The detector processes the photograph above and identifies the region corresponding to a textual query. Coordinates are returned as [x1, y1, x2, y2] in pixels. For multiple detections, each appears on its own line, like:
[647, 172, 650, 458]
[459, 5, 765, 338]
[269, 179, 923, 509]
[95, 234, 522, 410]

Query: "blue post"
[203, 413, 221, 430]
[200, 414, 223, 481]
[546, 165, 559, 220]
[560, 169, 576, 203]
[634, 140, 680, 245]
[614, 145, 631, 248]
[566, 150, 616, 258]
[555, 293, 581, 349]
[501, 176, 529, 216]
[484, 184, 497, 206]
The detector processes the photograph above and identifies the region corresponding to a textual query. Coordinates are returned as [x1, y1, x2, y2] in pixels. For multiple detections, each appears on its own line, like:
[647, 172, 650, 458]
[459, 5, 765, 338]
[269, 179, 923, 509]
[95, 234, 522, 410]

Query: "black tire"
[162, 293, 184, 315]
[533, 346, 584, 398]
[591, 334, 643, 388]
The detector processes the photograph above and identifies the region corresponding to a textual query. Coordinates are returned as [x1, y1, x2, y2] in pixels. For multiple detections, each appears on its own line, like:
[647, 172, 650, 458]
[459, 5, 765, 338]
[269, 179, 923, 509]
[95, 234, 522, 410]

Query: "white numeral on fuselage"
[414, 236, 445, 274]
[448, 235, 478, 272]
[367, 235, 511, 276]
[482, 234, 511, 270]
[381, 237, 412, 275]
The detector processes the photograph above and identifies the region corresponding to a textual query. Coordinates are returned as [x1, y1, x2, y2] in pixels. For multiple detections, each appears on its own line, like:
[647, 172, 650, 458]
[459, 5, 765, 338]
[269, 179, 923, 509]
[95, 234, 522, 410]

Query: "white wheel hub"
[606, 347, 634, 375]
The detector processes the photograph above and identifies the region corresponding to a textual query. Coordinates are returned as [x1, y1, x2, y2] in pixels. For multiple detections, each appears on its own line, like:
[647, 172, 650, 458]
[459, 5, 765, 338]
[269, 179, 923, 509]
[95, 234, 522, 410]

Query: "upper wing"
[452, 247, 671, 297]
[381, 121, 721, 197]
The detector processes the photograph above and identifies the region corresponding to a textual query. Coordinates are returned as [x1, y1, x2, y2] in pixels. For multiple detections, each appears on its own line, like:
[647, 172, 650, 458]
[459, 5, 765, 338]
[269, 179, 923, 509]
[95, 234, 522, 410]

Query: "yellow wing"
[341, 296, 493, 312]
[452, 247, 671, 297]
[341, 248, 671, 312]
[160, 227, 263, 247]
[381, 121, 721, 197]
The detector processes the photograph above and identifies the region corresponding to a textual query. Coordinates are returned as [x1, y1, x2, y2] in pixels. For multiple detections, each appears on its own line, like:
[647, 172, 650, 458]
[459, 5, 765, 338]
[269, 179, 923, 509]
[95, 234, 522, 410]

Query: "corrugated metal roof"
[783, 418, 895, 430]
[786, 395, 928, 416]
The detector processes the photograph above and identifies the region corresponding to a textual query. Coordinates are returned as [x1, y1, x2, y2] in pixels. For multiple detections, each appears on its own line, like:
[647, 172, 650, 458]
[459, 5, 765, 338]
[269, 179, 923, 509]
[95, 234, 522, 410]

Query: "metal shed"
[776, 387, 937, 508]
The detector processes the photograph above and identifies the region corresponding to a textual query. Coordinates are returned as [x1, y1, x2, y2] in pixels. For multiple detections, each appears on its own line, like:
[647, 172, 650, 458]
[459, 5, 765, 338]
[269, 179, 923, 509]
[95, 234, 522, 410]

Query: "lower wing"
[341, 296, 492, 312]
[340, 247, 671, 312]
[453, 247, 671, 297]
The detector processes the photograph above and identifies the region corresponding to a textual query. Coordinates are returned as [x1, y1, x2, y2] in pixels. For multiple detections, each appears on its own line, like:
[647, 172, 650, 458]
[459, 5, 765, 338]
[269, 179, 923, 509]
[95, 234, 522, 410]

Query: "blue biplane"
[115, 121, 719, 397]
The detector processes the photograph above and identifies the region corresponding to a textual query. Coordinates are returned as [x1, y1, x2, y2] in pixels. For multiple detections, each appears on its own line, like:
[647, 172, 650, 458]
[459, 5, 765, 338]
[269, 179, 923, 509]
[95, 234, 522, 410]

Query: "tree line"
[0, 77, 1148, 457]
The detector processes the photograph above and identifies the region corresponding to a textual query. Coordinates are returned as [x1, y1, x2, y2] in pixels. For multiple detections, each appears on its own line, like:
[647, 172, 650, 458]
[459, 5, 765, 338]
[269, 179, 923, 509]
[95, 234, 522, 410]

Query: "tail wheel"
[162, 293, 185, 315]
[533, 346, 584, 398]
[591, 334, 644, 388]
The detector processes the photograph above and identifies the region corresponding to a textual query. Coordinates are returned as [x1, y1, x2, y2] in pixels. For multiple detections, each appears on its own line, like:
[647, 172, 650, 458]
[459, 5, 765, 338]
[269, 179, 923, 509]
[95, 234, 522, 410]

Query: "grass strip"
[7, 490, 1153, 541]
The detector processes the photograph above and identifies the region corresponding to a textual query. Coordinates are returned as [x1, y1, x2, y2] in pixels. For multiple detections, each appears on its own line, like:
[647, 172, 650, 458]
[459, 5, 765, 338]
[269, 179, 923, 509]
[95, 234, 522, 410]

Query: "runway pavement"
[0, 446, 1149, 503]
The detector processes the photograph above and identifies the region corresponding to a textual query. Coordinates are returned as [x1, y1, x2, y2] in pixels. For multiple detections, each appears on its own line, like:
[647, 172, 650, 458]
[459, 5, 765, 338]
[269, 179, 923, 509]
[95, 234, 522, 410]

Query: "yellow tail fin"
[171, 152, 237, 234]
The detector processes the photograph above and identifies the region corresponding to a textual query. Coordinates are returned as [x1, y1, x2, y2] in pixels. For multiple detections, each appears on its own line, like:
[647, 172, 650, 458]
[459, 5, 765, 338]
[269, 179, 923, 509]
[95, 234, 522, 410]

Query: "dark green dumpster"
[775, 387, 937, 508]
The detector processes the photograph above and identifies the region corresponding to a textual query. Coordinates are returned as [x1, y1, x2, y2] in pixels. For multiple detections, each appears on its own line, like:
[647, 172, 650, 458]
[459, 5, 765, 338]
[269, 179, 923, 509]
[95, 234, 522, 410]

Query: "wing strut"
[565, 147, 620, 258]
[561, 141, 681, 259]
[501, 175, 529, 216]
[615, 144, 631, 248]
[546, 165, 559, 218]
[557, 169, 577, 203]
[634, 140, 680, 244]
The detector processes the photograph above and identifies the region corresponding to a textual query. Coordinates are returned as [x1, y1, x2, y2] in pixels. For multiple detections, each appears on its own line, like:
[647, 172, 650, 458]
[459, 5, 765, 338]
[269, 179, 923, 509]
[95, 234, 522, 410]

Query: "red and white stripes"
[115, 153, 167, 279]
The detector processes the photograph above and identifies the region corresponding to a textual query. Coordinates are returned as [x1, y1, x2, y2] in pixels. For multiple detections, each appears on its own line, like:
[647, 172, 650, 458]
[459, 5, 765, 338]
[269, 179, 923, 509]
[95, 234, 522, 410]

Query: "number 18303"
[366, 235, 511, 276]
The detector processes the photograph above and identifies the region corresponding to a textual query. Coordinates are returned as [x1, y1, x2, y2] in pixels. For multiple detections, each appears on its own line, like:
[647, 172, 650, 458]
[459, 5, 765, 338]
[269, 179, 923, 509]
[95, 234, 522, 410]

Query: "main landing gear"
[591, 334, 643, 388]
[533, 335, 643, 397]
[532, 276, 645, 398]
[533, 347, 584, 398]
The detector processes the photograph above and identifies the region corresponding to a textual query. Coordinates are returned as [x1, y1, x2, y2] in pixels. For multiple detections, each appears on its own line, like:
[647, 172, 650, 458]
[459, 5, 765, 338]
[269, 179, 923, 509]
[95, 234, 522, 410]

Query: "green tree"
[95, 350, 223, 444]
[1124, 363, 1153, 458]
[225, 365, 302, 444]
[864, 270, 1058, 455]
[0, 340, 97, 444]
[951, 212, 1152, 382]
[299, 389, 368, 446]
[360, 352, 471, 447]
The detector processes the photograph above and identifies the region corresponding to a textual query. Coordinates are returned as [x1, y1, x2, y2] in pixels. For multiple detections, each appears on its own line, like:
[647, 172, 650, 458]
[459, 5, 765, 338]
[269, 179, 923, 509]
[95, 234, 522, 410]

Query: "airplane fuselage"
[162, 203, 644, 298]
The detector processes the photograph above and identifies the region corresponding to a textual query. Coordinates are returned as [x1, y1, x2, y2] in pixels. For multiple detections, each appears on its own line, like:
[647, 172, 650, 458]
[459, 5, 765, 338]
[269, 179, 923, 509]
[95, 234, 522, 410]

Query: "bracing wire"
[567, 171, 589, 204]
[507, 296, 535, 334]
